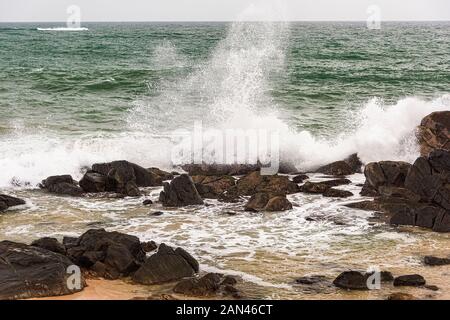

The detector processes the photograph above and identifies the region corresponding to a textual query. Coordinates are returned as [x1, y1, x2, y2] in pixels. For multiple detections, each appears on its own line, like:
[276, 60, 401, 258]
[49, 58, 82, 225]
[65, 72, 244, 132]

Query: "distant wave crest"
[37, 27, 88, 31]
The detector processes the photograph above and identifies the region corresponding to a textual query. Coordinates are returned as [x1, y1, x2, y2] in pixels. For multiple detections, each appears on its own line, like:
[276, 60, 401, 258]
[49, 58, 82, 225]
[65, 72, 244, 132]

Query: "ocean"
[0, 21, 449, 299]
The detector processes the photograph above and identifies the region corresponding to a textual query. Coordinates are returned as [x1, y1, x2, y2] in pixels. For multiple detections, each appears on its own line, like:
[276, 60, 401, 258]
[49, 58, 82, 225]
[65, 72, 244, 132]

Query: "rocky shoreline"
[0, 111, 449, 300]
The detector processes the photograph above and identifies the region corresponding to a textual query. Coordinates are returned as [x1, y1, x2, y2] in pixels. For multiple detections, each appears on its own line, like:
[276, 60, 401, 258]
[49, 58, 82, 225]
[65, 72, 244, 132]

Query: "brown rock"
[417, 111, 450, 156]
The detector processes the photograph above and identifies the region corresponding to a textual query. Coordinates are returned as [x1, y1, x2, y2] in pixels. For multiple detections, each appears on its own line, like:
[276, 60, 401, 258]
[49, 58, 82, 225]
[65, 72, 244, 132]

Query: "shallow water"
[2, 173, 449, 300]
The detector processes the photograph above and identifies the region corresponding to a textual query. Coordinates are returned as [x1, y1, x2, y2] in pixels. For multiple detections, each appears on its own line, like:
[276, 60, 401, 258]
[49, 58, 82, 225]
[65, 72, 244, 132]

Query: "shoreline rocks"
[159, 174, 204, 207]
[315, 154, 363, 176]
[40, 175, 84, 196]
[0, 241, 86, 300]
[417, 111, 449, 156]
[0, 194, 26, 212]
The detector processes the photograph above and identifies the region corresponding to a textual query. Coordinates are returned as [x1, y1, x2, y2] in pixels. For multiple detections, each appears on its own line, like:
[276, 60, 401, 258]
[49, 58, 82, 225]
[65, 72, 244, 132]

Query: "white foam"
[37, 27, 88, 31]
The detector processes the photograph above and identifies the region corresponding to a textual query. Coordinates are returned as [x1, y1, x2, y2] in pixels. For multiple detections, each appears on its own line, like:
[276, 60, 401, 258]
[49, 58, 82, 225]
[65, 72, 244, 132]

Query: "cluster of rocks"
[0, 228, 240, 300]
[39, 161, 174, 198]
[349, 148, 450, 232]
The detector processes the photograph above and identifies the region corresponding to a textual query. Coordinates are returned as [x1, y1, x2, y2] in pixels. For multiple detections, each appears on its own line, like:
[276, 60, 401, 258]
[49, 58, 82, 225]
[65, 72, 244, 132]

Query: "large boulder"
[40, 175, 84, 196]
[333, 271, 368, 290]
[159, 174, 204, 207]
[245, 193, 292, 212]
[404, 150, 450, 210]
[417, 111, 450, 156]
[363, 161, 411, 191]
[181, 163, 260, 176]
[173, 273, 240, 298]
[132, 244, 198, 285]
[235, 171, 299, 196]
[0, 194, 26, 212]
[393, 274, 426, 287]
[79, 171, 110, 193]
[316, 154, 363, 176]
[66, 229, 145, 280]
[31, 237, 66, 255]
[0, 241, 85, 299]
[192, 175, 236, 199]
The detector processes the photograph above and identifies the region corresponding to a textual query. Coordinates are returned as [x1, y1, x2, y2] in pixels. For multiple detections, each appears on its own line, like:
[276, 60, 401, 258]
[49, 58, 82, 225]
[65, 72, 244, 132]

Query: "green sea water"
[0, 22, 449, 186]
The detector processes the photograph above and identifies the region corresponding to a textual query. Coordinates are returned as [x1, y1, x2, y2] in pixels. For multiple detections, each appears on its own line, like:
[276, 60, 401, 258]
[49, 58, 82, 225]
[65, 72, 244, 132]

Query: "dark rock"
[378, 186, 421, 202]
[0, 241, 85, 299]
[333, 271, 368, 290]
[159, 174, 204, 207]
[244, 193, 270, 211]
[364, 161, 411, 190]
[424, 256, 450, 266]
[0, 194, 26, 212]
[79, 172, 107, 193]
[433, 210, 450, 232]
[292, 174, 309, 184]
[143, 199, 153, 205]
[278, 161, 298, 174]
[141, 241, 158, 253]
[182, 163, 260, 176]
[235, 171, 299, 196]
[417, 111, 450, 156]
[221, 275, 238, 286]
[31, 237, 66, 255]
[323, 188, 353, 198]
[92, 160, 161, 188]
[151, 211, 164, 216]
[263, 196, 293, 211]
[192, 175, 236, 199]
[299, 179, 350, 195]
[66, 229, 145, 279]
[316, 161, 354, 176]
[364, 271, 394, 282]
[387, 292, 416, 300]
[175, 247, 200, 273]
[360, 182, 379, 197]
[393, 274, 426, 287]
[295, 275, 328, 285]
[132, 243, 198, 285]
[173, 273, 222, 296]
[424, 285, 439, 291]
[405, 150, 450, 210]
[147, 167, 174, 181]
[315, 154, 363, 176]
[40, 175, 84, 196]
[62, 236, 78, 249]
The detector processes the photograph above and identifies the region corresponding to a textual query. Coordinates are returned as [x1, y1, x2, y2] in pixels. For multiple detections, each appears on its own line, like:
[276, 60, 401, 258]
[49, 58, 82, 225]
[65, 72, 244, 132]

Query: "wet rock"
[40, 175, 84, 196]
[405, 150, 450, 210]
[393, 274, 426, 287]
[173, 273, 222, 296]
[147, 167, 174, 181]
[378, 186, 421, 202]
[424, 285, 439, 291]
[173, 273, 240, 298]
[182, 163, 260, 176]
[151, 211, 164, 216]
[264, 196, 293, 211]
[62, 236, 78, 249]
[0, 241, 85, 299]
[66, 229, 145, 280]
[295, 275, 328, 285]
[360, 182, 379, 197]
[387, 292, 416, 300]
[0, 194, 26, 212]
[417, 111, 450, 156]
[132, 243, 198, 285]
[323, 188, 353, 198]
[424, 256, 450, 266]
[333, 271, 368, 290]
[143, 199, 153, 205]
[244, 193, 292, 212]
[245, 193, 271, 211]
[92, 160, 161, 188]
[31, 237, 66, 255]
[300, 179, 351, 195]
[235, 171, 299, 196]
[364, 271, 394, 282]
[192, 175, 236, 199]
[344, 200, 382, 211]
[315, 154, 363, 176]
[278, 161, 298, 174]
[79, 171, 108, 193]
[175, 247, 200, 273]
[292, 174, 309, 184]
[364, 161, 411, 190]
[141, 241, 158, 253]
[159, 174, 204, 207]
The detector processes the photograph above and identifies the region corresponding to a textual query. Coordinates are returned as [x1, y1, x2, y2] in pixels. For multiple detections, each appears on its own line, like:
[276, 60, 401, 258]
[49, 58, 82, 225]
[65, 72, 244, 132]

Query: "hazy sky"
[1, 0, 449, 22]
